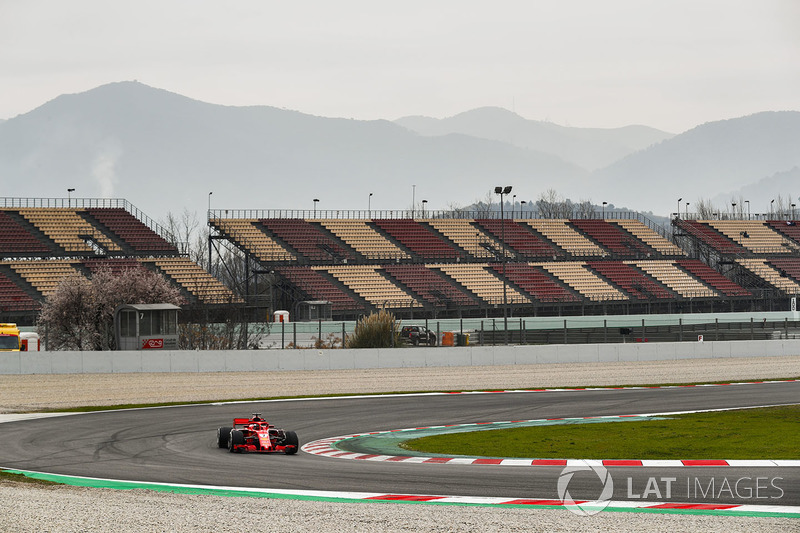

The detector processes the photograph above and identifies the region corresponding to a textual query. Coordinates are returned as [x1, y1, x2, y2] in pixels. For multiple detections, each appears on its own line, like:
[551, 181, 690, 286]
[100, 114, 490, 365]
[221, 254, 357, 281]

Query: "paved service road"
[1, 382, 798, 506]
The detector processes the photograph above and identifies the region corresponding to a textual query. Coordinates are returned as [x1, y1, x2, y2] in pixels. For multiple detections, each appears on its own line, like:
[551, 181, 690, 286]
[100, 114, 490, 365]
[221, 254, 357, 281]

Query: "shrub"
[345, 310, 401, 348]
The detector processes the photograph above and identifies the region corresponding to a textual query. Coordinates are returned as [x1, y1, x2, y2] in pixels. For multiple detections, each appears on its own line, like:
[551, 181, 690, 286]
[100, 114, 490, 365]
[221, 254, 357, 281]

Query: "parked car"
[400, 325, 437, 346]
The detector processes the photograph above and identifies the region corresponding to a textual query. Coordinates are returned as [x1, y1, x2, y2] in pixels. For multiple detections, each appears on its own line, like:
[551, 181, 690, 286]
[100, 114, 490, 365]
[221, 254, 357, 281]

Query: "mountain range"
[1, 81, 798, 222]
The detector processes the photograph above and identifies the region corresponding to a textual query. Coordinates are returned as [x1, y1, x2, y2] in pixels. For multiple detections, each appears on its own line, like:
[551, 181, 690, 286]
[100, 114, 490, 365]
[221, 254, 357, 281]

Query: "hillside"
[396, 107, 673, 171]
[0, 82, 586, 220]
[589, 112, 800, 216]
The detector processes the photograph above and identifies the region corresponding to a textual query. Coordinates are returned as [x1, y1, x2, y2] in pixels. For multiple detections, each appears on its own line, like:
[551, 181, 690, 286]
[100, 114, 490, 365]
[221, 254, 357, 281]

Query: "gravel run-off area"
[1, 355, 799, 532]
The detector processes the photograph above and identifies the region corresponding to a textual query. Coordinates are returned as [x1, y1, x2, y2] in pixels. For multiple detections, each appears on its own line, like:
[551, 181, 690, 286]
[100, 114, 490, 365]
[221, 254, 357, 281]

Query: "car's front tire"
[217, 427, 232, 448]
[228, 430, 245, 453]
[283, 431, 299, 455]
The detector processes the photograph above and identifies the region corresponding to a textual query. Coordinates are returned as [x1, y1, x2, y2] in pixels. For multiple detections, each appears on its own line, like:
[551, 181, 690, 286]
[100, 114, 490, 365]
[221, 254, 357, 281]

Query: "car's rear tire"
[428, 336, 437, 346]
[228, 430, 245, 453]
[217, 427, 232, 448]
[283, 431, 299, 455]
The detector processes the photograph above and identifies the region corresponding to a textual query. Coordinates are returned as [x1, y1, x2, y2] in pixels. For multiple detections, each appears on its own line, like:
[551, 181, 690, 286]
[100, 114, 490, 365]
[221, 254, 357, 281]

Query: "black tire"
[217, 427, 232, 448]
[228, 430, 245, 453]
[412, 337, 418, 346]
[283, 430, 299, 455]
[428, 335, 437, 346]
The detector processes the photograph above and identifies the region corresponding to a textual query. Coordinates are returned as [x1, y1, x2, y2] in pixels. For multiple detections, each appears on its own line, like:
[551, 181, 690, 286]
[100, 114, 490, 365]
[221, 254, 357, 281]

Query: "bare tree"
[694, 198, 718, 219]
[161, 209, 209, 268]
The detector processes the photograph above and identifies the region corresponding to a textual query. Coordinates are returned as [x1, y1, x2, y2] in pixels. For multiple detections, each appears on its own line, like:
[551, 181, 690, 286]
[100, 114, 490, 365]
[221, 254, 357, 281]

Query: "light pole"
[512, 194, 516, 218]
[412, 184, 416, 218]
[67, 188, 75, 207]
[792, 204, 797, 220]
[677, 198, 682, 218]
[494, 185, 512, 344]
[731, 202, 737, 219]
[421, 199, 427, 218]
[770, 199, 775, 218]
[313, 198, 319, 218]
[685, 202, 690, 218]
[368, 192, 373, 219]
[207, 191, 213, 271]
[602, 201, 608, 219]
[745, 200, 750, 220]
[520, 200, 527, 218]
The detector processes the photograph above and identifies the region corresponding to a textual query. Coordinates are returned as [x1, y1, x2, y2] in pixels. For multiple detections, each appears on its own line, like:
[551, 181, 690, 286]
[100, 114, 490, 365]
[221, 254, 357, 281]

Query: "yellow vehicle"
[0, 323, 21, 351]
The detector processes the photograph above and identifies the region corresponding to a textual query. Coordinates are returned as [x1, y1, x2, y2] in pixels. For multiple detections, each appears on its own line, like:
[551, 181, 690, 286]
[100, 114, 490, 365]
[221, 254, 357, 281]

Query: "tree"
[38, 267, 184, 350]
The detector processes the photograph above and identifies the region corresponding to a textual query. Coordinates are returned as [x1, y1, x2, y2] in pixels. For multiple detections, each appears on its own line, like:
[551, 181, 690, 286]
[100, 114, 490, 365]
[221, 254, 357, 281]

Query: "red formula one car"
[216, 414, 299, 454]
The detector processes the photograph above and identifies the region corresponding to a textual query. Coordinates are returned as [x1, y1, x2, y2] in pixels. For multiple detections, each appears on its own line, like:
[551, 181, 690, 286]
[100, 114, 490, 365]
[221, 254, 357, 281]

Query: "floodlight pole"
[495, 185, 512, 344]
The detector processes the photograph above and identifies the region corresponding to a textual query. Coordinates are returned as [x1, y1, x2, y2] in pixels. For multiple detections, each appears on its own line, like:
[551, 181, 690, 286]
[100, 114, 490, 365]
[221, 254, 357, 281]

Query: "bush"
[345, 310, 401, 348]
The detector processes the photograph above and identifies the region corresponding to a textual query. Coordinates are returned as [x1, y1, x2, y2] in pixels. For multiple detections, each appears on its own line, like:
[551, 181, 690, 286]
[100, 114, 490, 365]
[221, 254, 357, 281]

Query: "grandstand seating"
[383, 264, 479, 308]
[707, 220, 799, 255]
[613, 219, 686, 257]
[474, 219, 560, 258]
[142, 257, 242, 304]
[767, 257, 800, 284]
[5, 202, 795, 321]
[674, 220, 747, 256]
[525, 219, 606, 257]
[736, 258, 800, 294]
[569, 219, 653, 257]
[432, 263, 533, 306]
[319, 219, 411, 261]
[82, 258, 146, 275]
[274, 266, 362, 311]
[766, 220, 800, 246]
[587, 261, 674, 300]
[212, 219, 296, 262]
[535, 262, 627, 302]
[0, 270, 38, 312]
[487, 263, 579, 303]
[6, 260, 83, 297]
[259, 219, 356, 263]
[0, 210, 52, 256]
[18, 209, 121, 255]
[321, 265, 422, 308]
[86, 208, 177, 253]
[634, 260, 718, 298]
[373, 219, 462, 260]
[675, 259, 751, 297]
[425, 219, 503, 260]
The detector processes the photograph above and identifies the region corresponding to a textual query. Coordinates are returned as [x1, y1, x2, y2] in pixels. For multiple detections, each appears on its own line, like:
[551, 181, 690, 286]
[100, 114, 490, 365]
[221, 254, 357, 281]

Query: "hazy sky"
[2, 1, 799, 132]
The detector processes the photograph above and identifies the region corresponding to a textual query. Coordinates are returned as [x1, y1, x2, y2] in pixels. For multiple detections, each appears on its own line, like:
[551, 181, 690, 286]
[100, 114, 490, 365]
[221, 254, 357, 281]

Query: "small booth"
[296, 300, 332, 322]
[114, 303, 181, 350]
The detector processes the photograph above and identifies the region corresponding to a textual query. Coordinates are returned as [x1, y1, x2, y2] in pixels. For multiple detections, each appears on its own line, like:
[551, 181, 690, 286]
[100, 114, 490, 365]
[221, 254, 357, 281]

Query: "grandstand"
[0, 198, 240, 324]
[3, 197, 800, 324]
[207, 210, 798, 319]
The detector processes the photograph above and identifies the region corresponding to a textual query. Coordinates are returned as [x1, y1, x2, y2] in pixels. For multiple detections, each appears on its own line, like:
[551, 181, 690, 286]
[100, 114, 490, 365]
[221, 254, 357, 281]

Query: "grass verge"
[402, 405, 800, 460]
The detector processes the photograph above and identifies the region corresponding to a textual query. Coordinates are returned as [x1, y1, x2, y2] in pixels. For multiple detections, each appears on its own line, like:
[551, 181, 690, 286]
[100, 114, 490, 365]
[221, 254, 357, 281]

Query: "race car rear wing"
[233, 418, 253, 427]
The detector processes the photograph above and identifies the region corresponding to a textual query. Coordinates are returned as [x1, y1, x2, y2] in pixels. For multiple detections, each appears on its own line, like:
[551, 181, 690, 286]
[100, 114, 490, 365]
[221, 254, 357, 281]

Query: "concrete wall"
[1, 339, 799, 374]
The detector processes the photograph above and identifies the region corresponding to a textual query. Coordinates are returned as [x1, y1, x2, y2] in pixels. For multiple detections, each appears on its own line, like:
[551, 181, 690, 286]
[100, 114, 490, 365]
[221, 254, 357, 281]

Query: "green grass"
[402, 405, 800, 460]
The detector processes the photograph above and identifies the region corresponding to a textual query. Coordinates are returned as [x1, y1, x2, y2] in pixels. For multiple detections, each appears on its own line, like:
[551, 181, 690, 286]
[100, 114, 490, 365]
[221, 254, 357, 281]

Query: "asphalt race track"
[1, 382, 798, 507]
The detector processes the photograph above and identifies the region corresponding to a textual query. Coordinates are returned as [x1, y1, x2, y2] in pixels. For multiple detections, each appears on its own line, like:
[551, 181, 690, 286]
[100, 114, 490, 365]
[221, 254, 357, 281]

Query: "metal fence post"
[281, 321, 285, 349]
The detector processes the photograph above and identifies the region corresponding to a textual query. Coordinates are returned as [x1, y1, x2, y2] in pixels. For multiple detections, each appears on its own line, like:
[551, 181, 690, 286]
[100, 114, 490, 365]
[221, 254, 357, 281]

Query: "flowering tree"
[38, 267, 184, 350]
